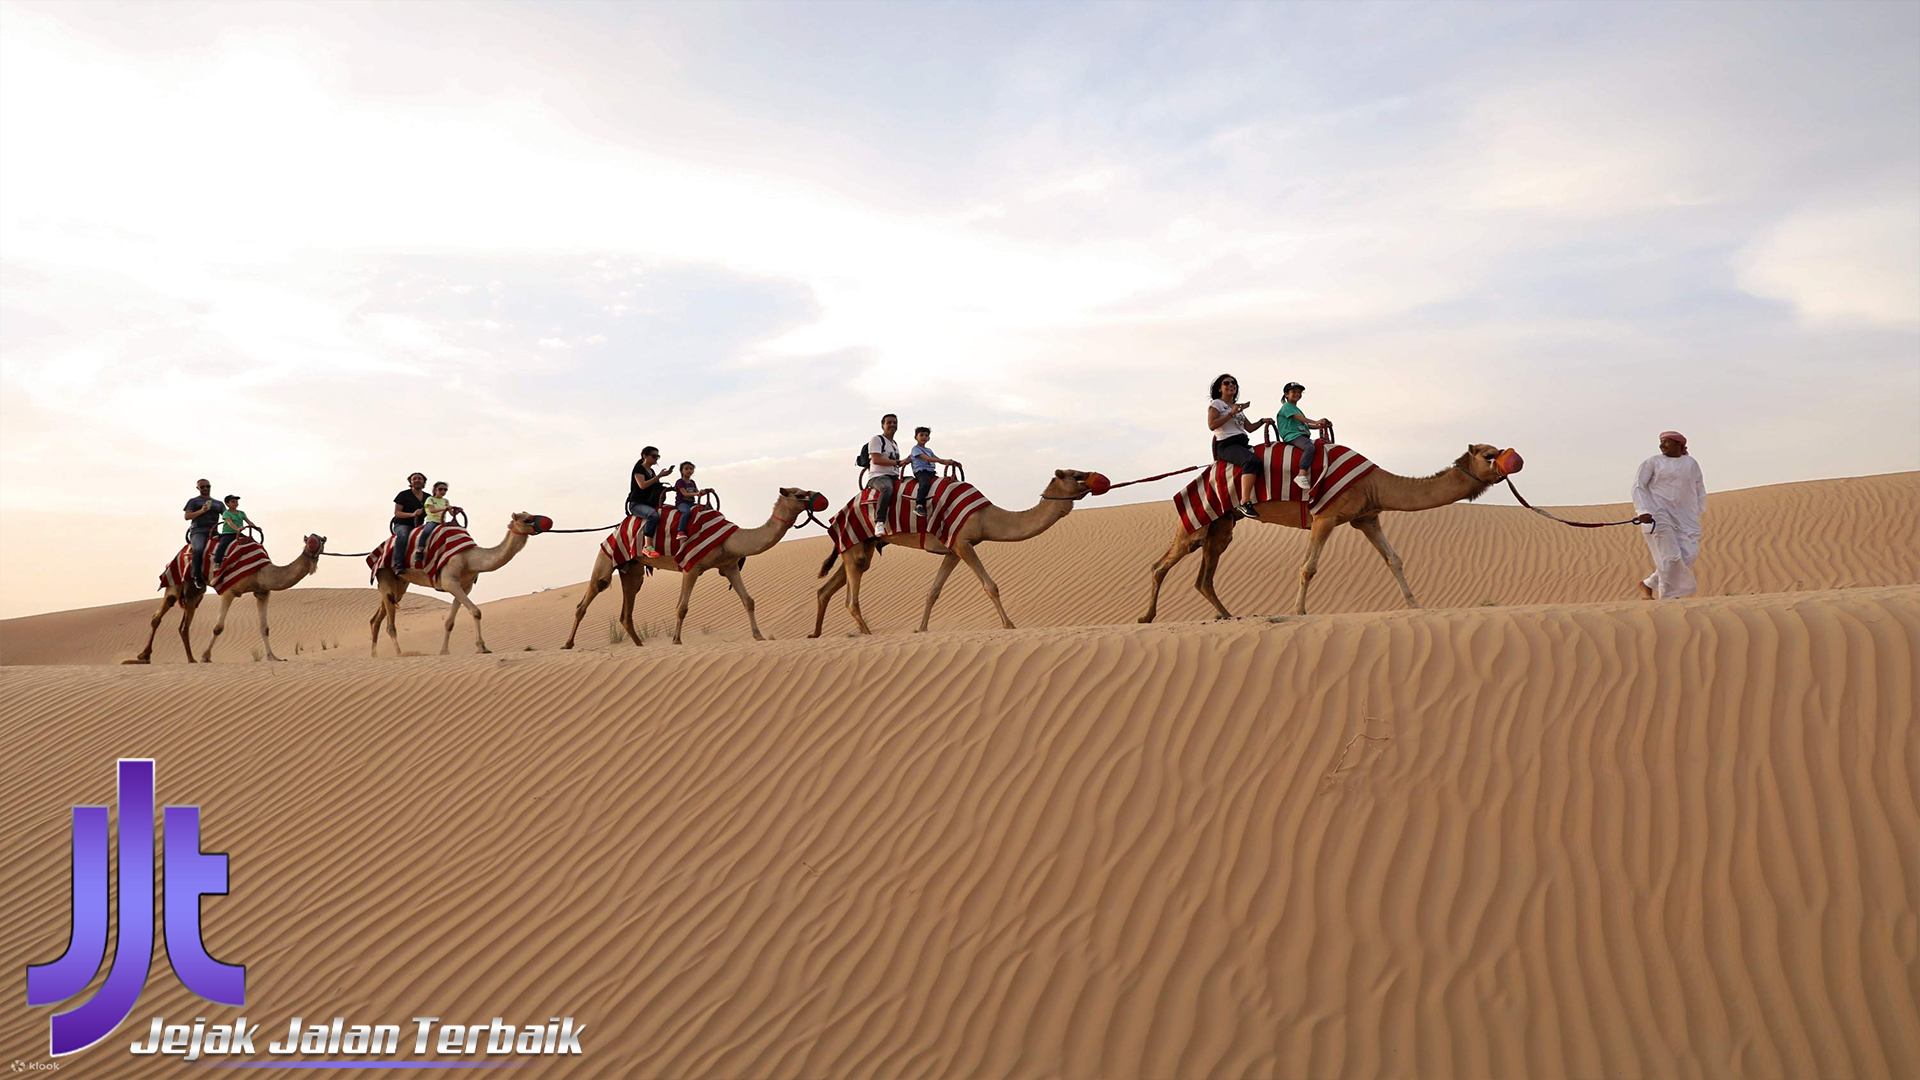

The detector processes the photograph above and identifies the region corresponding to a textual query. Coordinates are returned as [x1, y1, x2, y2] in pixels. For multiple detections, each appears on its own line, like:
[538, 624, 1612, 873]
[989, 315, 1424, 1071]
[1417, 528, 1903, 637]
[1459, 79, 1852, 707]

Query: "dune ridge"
[4, 472, 1914, 664]
[3, 587, 1915, 1078]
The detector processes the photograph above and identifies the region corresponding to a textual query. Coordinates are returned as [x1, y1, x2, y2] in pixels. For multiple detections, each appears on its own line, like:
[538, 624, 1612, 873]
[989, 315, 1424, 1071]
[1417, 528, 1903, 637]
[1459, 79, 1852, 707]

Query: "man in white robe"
[1631, 430, 1707, 598]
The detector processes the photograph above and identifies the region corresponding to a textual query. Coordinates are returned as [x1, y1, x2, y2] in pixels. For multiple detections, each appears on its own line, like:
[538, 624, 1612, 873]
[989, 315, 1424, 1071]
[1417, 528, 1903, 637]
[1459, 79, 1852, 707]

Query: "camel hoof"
[807, 632, 821, 639]
[477, 647, 492, 655]
[561, 642, 574, 650]
[122, 658, 150, 665]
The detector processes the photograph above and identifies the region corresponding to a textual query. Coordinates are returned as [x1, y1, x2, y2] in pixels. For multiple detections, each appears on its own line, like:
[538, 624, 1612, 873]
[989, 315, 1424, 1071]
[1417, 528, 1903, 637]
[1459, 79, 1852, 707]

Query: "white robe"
[1631, 452, 1707, 598]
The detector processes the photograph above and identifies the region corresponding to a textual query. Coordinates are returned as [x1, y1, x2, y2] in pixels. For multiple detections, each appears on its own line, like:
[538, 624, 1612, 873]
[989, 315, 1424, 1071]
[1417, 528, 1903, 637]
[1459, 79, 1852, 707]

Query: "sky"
[1, 0, 1916, 619]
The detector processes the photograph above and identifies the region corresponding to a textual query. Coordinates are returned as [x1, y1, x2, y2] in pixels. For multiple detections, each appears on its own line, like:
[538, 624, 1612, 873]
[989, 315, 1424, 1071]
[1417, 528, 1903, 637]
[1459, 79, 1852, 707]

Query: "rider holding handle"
[1275, 382, 1329, 491]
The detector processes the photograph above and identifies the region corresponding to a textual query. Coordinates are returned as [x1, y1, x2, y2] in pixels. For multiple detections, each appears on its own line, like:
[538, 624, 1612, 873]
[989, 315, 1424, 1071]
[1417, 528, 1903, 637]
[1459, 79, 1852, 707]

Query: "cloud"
[1735, 192, 1920, 329]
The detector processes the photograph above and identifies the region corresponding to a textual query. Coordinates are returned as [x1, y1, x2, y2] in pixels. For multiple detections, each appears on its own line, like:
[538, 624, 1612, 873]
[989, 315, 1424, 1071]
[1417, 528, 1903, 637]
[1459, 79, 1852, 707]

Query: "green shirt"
[424, 496, 450, 523]
[1275, 401, 1310, 444]
[219, 508, 249, 534]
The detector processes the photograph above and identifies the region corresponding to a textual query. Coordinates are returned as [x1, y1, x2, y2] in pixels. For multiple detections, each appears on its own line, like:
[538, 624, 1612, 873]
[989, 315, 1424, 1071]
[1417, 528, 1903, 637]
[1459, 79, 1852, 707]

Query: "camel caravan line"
[126, 424, 1561, 664]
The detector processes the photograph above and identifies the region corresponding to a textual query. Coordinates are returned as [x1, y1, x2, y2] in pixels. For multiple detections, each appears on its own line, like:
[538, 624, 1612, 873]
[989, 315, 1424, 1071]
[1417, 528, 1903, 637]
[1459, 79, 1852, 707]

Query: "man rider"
[183, 478, 221, 589]
[867, 413, 906, 507]
[391, 472, 428, 573]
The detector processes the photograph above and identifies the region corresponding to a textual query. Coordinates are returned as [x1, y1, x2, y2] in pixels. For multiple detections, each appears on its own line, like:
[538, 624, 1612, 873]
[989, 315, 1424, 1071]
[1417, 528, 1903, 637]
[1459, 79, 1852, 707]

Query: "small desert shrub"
[609, 622, 626, 644]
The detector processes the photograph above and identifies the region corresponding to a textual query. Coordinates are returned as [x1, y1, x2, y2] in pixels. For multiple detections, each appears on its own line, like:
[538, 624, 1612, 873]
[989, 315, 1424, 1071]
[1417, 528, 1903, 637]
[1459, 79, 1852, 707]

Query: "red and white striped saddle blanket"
[1173, 442, 1376, 533]
[365, 525, 478, 583]
[600, 506, 739, 570]
[158, 535, 273, 595]
[828, 476, 989, 554]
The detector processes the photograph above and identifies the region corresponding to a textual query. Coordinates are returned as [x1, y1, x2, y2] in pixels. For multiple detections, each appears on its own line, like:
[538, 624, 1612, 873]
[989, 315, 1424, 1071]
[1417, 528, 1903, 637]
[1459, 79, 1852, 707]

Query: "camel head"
[1044, 469, 1099, 501]
[1452, 444, 1516, 497]
[778, 486, 830, 514]
[509, 512, 555, 536]
[301, 534, 327, 556]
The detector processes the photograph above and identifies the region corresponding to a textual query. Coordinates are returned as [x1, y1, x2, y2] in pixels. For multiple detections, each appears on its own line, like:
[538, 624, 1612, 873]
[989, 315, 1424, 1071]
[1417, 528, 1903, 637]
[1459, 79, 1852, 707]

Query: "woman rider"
[1208, 373, 1269, 518]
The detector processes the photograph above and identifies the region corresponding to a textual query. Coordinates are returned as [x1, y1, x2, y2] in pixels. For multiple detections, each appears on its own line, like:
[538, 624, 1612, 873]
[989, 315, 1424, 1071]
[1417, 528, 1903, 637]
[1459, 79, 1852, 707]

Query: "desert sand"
[2, 472, 1916, 1078]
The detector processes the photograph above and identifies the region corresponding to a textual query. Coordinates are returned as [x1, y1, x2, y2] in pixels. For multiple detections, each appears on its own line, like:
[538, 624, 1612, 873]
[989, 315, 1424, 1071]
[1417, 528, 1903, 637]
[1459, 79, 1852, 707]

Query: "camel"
[125, 533, 327, 664]
[561, 487, 822, 648]
[369, 512, 550, 656]
[1139, 444, 1513, 621]
[811, 469, 1097, 637]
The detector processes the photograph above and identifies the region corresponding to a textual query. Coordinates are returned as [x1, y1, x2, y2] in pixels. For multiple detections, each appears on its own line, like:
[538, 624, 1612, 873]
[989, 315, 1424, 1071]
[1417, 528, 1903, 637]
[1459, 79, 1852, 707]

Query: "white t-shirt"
[1210, 398, 1250, 441]
[868, 434, 902, 478]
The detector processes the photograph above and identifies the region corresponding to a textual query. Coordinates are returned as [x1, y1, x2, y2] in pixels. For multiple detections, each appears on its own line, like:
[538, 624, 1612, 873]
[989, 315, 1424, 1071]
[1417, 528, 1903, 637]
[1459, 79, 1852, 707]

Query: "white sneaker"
[1293, 474, 1311, 491]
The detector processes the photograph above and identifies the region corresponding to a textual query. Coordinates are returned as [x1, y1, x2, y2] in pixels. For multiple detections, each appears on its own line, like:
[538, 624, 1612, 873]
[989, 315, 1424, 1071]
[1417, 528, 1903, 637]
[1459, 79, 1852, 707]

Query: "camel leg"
[177, 593, 201, 663]
[672, 568, 701, 644]
[563, 554, 614, 649]
[720, 561, 765, 641]
[811, 561, 849, 638]
[953, 541, 1014, 629]
[371, 577, 407, 656]
[918, 552, 961, 633]
[442, 575, 486, 654]
[199, 591, 240, 663]
[1350, 517, 1419, 609]
[1193, 517, 1238, 619]
[126, 591, 178, 664]
[254, 591, 284, 661]
[1139, 529, 1207, 624]
[1295, 515, 1342, 615]
[369, 601, 387, 656]
[843, 545, 875, 636]
[617, 565, 646, 646]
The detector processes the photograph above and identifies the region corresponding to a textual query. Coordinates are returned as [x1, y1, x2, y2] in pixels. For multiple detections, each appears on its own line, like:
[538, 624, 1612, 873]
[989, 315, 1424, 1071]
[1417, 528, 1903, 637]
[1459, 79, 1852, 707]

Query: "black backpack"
[856, 438, 873, 468]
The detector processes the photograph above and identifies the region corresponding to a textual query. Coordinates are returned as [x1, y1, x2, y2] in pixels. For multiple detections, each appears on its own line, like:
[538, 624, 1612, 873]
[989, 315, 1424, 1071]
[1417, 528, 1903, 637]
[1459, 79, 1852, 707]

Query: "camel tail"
[818, 549, 838, 578]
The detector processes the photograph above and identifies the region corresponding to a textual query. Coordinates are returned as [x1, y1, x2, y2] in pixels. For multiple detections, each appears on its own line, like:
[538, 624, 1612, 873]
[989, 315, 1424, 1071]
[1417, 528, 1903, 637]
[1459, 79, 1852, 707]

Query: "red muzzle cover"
[534, 515, 554, 533]
[1086, 472, 1112, 496]
[1495, 449, 1524, 476]
[809, 492, 829, 513]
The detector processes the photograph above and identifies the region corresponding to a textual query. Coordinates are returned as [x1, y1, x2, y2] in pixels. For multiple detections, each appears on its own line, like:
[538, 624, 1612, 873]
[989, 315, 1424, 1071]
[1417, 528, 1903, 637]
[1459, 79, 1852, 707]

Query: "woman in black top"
[626, 446, 665, 557]
[391, 472, 428, 573]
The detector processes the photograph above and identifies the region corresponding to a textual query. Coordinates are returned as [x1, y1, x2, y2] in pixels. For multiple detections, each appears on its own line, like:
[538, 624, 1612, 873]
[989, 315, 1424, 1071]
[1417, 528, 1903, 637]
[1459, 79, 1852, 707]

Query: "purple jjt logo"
[26, 759, 245, 1056]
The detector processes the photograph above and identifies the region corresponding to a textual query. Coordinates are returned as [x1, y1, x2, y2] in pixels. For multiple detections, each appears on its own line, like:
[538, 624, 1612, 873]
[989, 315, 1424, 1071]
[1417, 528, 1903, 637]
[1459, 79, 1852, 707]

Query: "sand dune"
[5, 472, 1914, 664]
[2, 588, 1914, 1077]
[2, 473, 1916, 1078]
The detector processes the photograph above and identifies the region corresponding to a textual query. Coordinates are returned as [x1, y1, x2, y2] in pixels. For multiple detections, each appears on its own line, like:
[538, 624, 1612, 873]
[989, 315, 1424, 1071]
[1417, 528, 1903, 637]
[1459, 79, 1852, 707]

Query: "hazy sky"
[2, 1, 1916, 618]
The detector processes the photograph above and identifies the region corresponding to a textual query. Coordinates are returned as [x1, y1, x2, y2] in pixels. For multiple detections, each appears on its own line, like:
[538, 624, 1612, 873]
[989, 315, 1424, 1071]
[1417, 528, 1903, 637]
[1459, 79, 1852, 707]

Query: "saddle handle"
[698, 489, 722, 513]
[943, 461, 966, 482]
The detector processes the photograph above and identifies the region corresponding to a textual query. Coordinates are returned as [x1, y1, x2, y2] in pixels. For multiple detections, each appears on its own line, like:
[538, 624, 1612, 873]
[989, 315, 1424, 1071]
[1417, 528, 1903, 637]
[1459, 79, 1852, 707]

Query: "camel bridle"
[773, 492, 829, 530]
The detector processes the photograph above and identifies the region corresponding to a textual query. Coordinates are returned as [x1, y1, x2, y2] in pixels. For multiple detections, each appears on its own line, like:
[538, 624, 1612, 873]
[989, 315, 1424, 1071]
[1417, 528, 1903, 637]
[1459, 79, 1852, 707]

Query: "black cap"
[224, 494, 240, 501]
[1283, 382, 1306, 393]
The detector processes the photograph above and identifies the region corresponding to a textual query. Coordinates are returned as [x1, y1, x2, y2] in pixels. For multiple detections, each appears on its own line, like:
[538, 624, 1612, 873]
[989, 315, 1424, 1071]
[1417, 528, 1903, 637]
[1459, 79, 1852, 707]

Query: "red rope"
[1102, 464, 1207, 490]
[1503, 477, 1648, 530]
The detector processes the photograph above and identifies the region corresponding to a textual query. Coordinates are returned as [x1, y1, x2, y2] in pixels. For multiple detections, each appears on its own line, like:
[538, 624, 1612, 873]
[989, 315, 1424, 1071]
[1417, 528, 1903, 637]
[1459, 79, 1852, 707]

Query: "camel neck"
[257, 550, 320, 590]
[977, 495, 1074, 542]
[466, 529, 529, 572]
[1370, 465, 1489, 513]
[730, 503, 802, 555]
